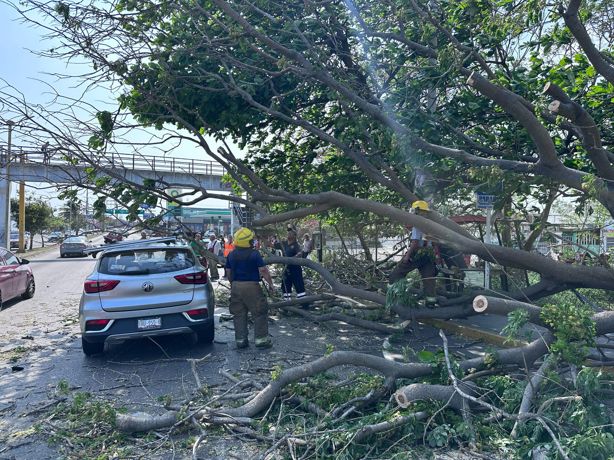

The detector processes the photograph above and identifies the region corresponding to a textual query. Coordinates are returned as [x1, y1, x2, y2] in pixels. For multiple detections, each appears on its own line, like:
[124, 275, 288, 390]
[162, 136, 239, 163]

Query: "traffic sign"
[476, 192, 496, 209]
[105, 209, 144, 215]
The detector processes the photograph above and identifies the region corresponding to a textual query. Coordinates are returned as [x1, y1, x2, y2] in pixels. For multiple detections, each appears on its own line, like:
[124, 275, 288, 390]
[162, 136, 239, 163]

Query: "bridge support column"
[0, 172, 11, 249]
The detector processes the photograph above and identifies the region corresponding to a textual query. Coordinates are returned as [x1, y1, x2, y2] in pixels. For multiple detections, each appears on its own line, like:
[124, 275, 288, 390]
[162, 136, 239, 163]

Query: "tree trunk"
[523, 187, 557, 252]
[356, 227, 373, 263]
[333, 224, 350, 256]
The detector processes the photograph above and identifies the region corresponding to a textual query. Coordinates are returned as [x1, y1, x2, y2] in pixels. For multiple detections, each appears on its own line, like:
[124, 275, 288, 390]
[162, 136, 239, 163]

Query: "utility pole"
[18, 144, 25, 253]
[85, 189, 89, 232]
[3, 121, 14, 249]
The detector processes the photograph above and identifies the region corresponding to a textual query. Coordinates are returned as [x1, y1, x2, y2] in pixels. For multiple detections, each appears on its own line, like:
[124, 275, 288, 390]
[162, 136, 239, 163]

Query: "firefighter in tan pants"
[225, 227, 275, 349]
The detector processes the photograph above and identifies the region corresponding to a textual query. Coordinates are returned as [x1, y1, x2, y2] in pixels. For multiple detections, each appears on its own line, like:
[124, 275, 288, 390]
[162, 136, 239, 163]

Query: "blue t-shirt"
[225, 248, 265, 282]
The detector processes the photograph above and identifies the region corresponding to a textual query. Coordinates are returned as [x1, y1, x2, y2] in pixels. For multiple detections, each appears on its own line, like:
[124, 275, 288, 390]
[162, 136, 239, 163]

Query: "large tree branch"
[543, 82, 614, 180]
[561, 0, 614, 85]
[255, 191, 614, 290]
[466, 72, 560, 168]
[523, 186, 558, 251]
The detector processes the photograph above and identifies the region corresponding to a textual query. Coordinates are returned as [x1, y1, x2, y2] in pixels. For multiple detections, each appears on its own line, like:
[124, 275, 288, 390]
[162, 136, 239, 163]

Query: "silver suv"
[79, 239, 215, 355]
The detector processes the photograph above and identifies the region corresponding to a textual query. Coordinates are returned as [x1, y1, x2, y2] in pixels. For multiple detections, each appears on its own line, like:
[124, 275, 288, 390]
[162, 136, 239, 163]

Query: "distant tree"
[10, 197, 54, 249]
[59, 199, 86, 236]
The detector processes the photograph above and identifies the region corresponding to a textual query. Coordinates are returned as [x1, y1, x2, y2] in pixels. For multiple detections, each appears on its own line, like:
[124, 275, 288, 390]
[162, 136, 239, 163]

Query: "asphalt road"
[0, 241, 386, 459]
[0, 242, 478, 459]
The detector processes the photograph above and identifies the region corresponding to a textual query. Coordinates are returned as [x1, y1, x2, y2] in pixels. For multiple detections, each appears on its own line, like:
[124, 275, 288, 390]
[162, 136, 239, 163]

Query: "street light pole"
[3, 121, 14, 249]
[18, 149, 25, 253]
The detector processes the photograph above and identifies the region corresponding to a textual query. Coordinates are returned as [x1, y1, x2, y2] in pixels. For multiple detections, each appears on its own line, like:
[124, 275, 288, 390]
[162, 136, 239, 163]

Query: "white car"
[60, 236, 91, 257]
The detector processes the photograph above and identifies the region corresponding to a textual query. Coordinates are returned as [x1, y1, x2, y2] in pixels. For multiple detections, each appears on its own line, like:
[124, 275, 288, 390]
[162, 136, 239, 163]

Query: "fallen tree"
[4, 0, 614, 457]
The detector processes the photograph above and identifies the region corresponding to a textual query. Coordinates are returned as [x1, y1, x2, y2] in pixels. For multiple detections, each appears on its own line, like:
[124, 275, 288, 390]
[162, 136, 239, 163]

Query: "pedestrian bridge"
[0, 145, 232, 247]
[0, 145, 231, 189]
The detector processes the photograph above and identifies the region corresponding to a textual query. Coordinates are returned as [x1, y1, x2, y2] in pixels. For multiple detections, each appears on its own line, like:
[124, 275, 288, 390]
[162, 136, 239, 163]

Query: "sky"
[0, 3, 234, 212]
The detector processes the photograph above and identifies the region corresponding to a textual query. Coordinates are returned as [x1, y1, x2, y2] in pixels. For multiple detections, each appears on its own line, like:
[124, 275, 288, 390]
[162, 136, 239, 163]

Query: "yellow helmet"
[234, 227, 255, 248]
[411, 200, 429, 211]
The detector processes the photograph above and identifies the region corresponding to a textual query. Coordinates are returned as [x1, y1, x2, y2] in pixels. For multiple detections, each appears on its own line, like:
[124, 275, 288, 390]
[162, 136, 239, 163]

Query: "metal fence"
[0, 145, 225, 177]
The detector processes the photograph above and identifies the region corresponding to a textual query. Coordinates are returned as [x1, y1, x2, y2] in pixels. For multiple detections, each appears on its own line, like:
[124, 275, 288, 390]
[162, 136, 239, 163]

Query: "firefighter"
[225, 227, 275, 349]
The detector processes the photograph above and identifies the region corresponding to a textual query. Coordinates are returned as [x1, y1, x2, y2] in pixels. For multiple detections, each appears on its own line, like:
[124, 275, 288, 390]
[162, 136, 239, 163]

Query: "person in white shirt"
[208, 233, 223, 257]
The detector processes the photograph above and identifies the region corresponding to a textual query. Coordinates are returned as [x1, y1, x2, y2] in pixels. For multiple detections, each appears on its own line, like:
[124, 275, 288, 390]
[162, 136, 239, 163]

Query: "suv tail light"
[186, 308, 208, 319]
[85, 319, 111, 331]
[84, 280, 120, 293]
[174, 271, 208, 284]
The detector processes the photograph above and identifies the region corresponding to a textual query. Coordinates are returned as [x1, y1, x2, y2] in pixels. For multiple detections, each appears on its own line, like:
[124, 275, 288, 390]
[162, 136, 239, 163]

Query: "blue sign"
[140, 204, 151, 209]
[476, 192, 496, 209]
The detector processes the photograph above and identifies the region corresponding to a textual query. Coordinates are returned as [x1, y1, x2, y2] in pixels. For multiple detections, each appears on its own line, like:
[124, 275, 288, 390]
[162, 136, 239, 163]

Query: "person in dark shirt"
[225, 227, 274, 349]
[276, 230, 307, 301]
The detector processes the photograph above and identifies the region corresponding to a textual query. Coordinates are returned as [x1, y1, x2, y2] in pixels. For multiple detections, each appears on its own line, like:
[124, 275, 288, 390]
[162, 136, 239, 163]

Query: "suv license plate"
[138, 318, 162, 330]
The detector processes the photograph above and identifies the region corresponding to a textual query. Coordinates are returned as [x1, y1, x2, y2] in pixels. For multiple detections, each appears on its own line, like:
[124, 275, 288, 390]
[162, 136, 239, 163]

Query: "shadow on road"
[29, 258, 96, 263]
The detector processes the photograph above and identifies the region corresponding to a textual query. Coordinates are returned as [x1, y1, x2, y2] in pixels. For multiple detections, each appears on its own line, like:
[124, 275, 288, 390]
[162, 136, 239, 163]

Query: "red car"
[103, 231, 124, 244]
[0, 248, 35, 309]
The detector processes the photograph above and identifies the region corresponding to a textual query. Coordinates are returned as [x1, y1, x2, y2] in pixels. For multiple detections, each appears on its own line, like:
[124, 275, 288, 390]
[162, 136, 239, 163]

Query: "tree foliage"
[2, 0, 614, 297]
[10, 197, 54, 248]
[4, 1, 614, 458]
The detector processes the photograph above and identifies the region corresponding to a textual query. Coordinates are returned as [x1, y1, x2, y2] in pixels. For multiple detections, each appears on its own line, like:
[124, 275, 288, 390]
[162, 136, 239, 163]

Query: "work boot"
[255, 337, 273, 349]
[236, 339, 249, 349]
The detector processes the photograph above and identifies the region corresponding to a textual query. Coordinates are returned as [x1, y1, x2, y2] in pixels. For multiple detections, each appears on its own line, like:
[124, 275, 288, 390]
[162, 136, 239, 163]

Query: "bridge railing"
[0, 145, 226, 177]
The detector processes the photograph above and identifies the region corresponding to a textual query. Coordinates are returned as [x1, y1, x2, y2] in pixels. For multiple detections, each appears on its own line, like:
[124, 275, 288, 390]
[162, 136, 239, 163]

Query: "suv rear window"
[99, 248, 195, 275]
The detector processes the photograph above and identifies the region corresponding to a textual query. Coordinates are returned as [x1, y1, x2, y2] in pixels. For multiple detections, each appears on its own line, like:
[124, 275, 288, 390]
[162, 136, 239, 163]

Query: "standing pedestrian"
[276, 229, 307, 301]
[190, 232, 219, 280]
[207, 233, 223, 280]
[302, 234, 313, 258]
[222, 235, 235, 280]
[225, 227, 275, 349]
[388, 201, 440, 307]
[189, 232, 204, 257]
[223, 235, 235, 257]
[41, 142, 50, 164]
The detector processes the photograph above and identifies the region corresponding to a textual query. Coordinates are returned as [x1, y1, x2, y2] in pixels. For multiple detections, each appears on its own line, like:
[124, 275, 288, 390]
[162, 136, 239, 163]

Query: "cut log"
[394, 382, 478, 411]
[116, 411, 178, 433]
[472, 295, 543, 325]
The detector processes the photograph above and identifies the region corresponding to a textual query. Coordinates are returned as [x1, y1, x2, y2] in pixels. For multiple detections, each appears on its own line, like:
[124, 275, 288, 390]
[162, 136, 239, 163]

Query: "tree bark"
[395, 382, 479, 411]
[356, 227, 373, 263]
[510, 355, 557, 438]
[333, 224, 351, 256]
[561, 0, 614, 86]
[473, 295, 544, 325]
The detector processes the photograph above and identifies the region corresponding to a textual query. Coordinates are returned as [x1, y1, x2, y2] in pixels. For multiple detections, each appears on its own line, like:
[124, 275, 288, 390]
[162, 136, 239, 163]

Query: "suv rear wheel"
[82, 338, 104, 356]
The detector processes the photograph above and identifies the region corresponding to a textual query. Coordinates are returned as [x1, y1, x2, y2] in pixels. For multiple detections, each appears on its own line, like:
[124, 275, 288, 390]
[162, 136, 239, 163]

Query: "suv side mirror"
[19, 258, 30, 265]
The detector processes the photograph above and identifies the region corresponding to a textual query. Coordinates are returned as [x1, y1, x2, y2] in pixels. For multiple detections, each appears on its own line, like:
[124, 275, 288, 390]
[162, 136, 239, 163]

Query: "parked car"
[46, 231, 63, 243]
[79, 240, 215, 355]
[9, 232, 31, 249]
[9, 232, 19, 249]
[60, 236, 91, 257]
[0, 248, 35, 309]
[104, 231, 124, 244]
